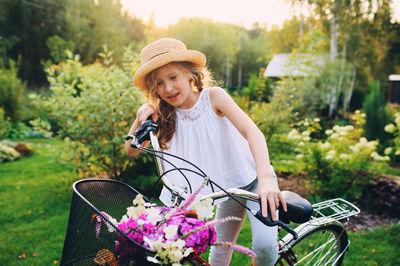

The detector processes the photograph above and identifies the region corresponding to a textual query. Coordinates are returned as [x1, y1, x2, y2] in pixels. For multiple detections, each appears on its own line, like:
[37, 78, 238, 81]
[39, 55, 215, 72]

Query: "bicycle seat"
[279, 191, 313, 224]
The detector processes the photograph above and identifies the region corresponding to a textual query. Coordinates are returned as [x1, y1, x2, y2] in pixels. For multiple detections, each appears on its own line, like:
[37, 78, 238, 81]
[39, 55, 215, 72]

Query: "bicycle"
[60, 120, 360, 265]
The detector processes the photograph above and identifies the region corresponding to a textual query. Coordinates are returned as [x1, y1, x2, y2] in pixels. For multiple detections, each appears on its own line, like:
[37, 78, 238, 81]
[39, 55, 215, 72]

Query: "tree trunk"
[300, 14, 304, 38]
[328, 13, 339, 117]
[344, 67, 356, 113]
[225, 53, 231, 88]
[237, 59, 242, 88]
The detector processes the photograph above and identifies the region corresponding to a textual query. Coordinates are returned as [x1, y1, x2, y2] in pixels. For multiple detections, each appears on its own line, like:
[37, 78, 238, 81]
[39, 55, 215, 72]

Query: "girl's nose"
[165, 82, 173, 92]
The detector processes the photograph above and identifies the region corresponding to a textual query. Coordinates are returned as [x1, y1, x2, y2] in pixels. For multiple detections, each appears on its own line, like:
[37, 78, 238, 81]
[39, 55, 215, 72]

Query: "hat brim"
[133, 50, 206, 90]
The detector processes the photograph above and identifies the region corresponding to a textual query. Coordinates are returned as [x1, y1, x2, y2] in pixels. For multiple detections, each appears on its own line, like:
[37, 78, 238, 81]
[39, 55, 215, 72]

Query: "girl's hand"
[136, 103, 158, 123]
[258, 177, 287, 221]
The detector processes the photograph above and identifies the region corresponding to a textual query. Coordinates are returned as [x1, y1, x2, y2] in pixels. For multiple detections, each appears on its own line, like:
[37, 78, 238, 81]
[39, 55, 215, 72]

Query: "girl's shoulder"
[207, 87, 234, 117]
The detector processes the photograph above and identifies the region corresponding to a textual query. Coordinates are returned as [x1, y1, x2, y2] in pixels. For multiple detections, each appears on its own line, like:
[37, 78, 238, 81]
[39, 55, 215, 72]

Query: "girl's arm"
[209, 87, 287, 220]
[125, 103, 158, 156]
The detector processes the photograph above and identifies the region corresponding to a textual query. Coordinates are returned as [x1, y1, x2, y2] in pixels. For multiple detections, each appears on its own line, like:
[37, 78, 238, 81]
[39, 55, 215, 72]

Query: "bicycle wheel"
[276, 223, 348, 266]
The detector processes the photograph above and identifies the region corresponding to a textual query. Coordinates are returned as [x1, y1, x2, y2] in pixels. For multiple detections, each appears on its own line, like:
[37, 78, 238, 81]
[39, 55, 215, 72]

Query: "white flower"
[325, 129, 333, 135]
[296, 154, 304, 159]
[339, 154, 350, 160]
[359, 137, 368, 143]
[325, 154, 334, 160]
[349, 145, 360, 153]
[313, 117, 320, 123]
[332, 125, 341, 132]
[371, 152, 389, 161]
[384, 124, 396, 133]
[133, 194, 146, 206]
[330, 133, 339, 139]
[321, 142, 331, 149]
[302, 130, 310, 136]
[298, 141, 305, 146]
[384, 147, 393, 155]
[126, 205, 147, 219]
[327, 150, 336, 156]
[189, 198, 214, 220]
[395, 150, 400, 156]
[304, 121, 310, 127]
[344, 125, 354, 131]
[288, 129, 300, 140]
[164, 225, 179, 240]
[303, 136, 311, 142]
[147, 207, 162, 224]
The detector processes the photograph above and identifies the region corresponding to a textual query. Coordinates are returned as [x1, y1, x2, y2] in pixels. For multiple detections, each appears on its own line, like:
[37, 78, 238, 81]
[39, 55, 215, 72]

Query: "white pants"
[208, 180, 279, 266]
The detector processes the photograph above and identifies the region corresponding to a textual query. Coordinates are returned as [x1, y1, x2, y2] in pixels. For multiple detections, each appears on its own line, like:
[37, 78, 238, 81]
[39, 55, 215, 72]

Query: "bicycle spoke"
[277, 224, 347, 266]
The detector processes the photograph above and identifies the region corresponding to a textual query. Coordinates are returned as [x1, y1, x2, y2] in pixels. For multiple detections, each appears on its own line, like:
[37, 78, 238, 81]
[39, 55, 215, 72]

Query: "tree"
[0, 0, 66, 88]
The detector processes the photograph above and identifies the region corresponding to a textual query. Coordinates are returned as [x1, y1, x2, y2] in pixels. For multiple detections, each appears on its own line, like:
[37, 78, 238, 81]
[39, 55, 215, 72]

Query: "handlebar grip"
[254, 208, 299, 240]
[131, 118, 159, 146]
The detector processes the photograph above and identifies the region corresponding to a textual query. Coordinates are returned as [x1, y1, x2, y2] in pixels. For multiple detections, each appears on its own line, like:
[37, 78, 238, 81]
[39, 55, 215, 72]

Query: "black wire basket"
[60, 179, 157, 265]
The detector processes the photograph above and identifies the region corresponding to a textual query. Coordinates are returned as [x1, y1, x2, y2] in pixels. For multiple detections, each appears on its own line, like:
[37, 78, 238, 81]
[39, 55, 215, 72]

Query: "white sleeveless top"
[159, 87, 257, 206]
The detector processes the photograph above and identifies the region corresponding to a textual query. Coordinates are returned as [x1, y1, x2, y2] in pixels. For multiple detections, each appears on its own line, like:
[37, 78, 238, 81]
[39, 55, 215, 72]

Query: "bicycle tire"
[276, 223, 348, 266]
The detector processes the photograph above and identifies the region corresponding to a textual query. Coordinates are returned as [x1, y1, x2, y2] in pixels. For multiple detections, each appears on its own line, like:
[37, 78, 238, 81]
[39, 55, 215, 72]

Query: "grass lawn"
[0, 138, 399, 265]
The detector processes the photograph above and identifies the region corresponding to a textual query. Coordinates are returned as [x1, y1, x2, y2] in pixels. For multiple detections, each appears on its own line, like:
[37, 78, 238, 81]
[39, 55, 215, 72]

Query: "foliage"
[165, 18, 271, 88]
[384, 111, 400, 159]
[249, 85, 297, 152]
[0, 59, 25, 121]
[288, 111, 389, 200]
[0, 108, 11, 139]
[63, 0, 145, 65]
[276, 55, 356, 119]
[0, 0, 145, 88]
[29, 118, 53, 139]
[32, 48, 144, 179]
[363, 81, 391, 147]
[240, 69, 270, 102]
[46, 35, 77, 64]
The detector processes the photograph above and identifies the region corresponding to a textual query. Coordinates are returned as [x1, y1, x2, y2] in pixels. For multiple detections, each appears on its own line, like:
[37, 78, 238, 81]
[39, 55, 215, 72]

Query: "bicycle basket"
[60, 179, 157, 266]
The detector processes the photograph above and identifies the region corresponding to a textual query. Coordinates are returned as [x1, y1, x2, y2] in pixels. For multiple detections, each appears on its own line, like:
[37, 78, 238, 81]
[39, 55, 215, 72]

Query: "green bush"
[32, 47, 145, 179]
[288, 111, 389, 200]
[363, 81, 391, 147]
[384, 111, 400, 159]
[249, 85, 298, 153]
[0, 108, 10, 139]
[0, 60, 25, 122]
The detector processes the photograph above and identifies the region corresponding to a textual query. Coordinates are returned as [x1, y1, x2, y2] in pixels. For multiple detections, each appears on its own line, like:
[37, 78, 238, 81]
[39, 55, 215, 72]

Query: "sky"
[121, 0, 400, 29]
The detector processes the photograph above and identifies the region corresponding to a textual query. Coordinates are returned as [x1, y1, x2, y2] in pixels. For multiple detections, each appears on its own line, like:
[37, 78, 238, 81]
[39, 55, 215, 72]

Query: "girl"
[125, 38, 287, 266]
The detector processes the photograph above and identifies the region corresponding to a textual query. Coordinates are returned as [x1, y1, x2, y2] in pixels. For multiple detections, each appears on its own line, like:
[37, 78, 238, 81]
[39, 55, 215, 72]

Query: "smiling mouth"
[167, 93, 179, 100]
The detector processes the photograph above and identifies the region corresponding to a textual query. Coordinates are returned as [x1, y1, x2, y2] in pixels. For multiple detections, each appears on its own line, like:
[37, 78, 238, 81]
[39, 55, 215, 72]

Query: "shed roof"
[389, 74, 400, 81]
[264, 53, 326, 78]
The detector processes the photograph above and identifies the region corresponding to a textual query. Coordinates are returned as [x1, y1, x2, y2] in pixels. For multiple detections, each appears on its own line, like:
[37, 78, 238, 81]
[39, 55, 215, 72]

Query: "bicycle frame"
[132, 125, 361, 265]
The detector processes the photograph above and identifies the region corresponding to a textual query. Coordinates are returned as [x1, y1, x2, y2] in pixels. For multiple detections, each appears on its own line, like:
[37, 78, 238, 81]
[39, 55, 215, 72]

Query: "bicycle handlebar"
[126, 119, 301, 240]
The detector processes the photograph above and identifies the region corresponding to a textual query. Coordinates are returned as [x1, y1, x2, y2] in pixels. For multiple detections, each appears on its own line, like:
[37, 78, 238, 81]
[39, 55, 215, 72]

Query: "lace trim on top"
[175, 89, 209, 121]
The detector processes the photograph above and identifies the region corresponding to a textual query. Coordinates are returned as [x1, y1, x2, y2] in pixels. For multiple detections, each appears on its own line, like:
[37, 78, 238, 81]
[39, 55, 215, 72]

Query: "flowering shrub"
[288, 111, 389, 200]
[95, 180, 256, 265]
[0, 143, 20, 163]
[384, 112, 400, 158]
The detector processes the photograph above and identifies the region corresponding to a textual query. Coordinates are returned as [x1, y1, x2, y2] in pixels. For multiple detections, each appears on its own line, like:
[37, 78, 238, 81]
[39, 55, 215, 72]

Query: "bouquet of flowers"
[94, 179, 256, 265]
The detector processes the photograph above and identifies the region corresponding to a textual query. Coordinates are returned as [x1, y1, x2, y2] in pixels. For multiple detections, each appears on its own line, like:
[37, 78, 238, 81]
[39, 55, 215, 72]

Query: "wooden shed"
[388, 74, 400, 104]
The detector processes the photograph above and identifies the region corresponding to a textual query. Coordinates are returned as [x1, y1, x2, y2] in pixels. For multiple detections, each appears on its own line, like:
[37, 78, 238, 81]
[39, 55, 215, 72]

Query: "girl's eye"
[156, 81, 163, 87]
[170, 75, 176, 80]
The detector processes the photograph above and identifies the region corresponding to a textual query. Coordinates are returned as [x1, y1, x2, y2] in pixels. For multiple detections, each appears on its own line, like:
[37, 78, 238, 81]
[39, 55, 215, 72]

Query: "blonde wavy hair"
[144, 61, 215, 149]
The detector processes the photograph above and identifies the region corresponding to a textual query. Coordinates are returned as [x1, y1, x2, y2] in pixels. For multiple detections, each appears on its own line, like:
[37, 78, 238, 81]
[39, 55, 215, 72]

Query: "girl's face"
[154, 63, 198, 110]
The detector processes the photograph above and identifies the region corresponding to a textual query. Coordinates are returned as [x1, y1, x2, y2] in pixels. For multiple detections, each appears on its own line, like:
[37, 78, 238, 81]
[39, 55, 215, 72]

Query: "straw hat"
[133, 38, 206, 90]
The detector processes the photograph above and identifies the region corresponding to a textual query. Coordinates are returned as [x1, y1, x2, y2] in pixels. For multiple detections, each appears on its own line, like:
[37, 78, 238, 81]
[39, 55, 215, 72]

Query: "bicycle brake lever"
[254, 209, 299, 240]
[128, 117, 159, 147]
